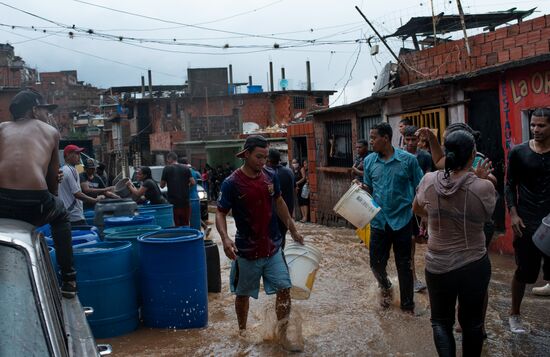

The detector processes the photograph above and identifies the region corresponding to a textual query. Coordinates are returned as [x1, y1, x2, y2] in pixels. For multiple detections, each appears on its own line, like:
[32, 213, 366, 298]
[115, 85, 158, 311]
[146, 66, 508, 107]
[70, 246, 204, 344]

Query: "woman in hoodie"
[413, 130, 496, 357]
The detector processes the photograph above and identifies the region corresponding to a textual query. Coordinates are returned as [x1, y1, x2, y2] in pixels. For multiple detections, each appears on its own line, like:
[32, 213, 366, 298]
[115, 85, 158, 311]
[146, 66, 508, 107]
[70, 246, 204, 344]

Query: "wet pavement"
[100, 216, 549, 356]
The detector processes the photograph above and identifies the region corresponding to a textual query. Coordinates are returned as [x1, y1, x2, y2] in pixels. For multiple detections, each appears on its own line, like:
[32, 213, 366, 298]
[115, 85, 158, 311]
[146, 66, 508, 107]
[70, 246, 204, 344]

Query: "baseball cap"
[84, 158, 97, 169]
[63, 144, 85, 156]
[236, 135, 268, 158]
[9, 89, 58, 119]
[268, 148, 281, 162]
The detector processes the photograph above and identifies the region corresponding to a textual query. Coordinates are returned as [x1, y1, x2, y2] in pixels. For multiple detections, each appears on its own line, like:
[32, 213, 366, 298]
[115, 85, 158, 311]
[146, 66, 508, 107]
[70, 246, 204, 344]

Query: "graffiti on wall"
[500, 77, 513, 150]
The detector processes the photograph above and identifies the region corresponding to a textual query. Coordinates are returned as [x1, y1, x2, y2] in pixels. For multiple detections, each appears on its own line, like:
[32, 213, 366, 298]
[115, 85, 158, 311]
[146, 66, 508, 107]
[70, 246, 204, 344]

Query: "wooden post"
[456, 0, 471, 56]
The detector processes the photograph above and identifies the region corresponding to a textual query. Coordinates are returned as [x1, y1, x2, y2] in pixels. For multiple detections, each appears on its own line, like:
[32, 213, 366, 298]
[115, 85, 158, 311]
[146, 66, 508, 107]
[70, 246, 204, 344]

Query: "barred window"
[293, 96, 306, 109]
[326, 120, 353, 167]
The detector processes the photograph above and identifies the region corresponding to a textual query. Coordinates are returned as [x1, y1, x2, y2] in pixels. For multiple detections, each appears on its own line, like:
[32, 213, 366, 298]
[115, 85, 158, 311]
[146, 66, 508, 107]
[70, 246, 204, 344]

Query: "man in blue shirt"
[363, 122, 424, 313]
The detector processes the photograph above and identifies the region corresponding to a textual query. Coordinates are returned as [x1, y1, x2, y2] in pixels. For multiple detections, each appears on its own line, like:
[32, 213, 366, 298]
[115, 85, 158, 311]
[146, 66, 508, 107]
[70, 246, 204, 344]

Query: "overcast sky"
[2, 0, 549, 106]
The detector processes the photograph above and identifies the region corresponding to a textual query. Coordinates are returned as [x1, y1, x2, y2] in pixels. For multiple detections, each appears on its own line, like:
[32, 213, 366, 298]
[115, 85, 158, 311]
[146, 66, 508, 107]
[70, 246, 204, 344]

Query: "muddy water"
[101, 217, 549, 356]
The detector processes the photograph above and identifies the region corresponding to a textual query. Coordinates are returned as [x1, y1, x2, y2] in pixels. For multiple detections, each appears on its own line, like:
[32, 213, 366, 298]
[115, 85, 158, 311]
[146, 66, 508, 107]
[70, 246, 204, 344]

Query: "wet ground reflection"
[100, 217, 549, 356]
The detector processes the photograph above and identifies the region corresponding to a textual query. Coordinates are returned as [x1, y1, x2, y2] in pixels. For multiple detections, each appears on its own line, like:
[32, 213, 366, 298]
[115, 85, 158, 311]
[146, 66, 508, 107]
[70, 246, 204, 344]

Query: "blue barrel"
[104, 215, 155, 228]
[104, 225, 162, 270]
[137, 210, 157, 224]
[73, 241, 138, 338]
[103, 225, 162, 237]
[138, 228, 207, 329]
[190, 198, 201, 230]
[36, 224, 51, 237]
[84, 210, 95, 226]
[138, 204, 174, 228]
[45, 229, 100, 247]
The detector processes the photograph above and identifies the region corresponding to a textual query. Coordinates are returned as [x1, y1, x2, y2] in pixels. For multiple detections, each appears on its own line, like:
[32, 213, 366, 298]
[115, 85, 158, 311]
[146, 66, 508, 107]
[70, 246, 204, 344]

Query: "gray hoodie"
[416, 171, 496, 274]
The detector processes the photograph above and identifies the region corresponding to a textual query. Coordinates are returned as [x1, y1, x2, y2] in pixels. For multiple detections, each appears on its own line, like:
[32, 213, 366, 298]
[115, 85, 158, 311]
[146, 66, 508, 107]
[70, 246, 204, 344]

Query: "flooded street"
[101, 215, 549, 356]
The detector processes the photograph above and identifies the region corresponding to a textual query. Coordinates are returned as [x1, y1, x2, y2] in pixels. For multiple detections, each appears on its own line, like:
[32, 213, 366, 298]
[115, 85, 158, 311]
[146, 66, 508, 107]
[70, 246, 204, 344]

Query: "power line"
[69, 0, 312, 42]
[331, 41, 363, 105]
[0, 28, 183, 79]
[1, 22, 370, 54]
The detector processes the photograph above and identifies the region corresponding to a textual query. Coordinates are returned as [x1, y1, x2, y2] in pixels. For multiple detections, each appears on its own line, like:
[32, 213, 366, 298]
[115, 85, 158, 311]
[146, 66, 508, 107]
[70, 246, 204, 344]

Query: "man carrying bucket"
[362, 122, 424, 314]
[215, 135, 304, 352]
[505, 108, 550, 333]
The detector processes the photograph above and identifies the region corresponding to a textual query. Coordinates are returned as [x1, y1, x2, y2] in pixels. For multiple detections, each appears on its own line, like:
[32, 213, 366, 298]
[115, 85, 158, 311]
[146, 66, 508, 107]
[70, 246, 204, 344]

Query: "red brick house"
[288, 12, 550, 254]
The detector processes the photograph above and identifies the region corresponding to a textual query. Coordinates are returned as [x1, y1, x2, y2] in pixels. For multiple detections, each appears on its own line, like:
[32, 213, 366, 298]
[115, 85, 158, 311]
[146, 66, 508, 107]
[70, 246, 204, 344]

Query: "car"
[130, 166, 209, 221]
[0, 218, 111, 356]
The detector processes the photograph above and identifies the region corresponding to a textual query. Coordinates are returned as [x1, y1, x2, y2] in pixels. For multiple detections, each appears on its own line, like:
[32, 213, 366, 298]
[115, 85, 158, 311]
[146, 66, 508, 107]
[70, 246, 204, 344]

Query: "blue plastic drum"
[45, 229, 100, 247]
[138, 204, 174, 228]
[73, 241, 138, 338]
[190, 198, 201, 230]
[138, 228, 207, 329]
[104, 215, 155, 228]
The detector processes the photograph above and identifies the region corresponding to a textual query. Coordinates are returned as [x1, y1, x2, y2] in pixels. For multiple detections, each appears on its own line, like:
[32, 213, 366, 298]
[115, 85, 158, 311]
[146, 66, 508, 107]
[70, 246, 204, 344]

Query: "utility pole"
[430, 0, 437, 47]
[355, 6, 408, 75]
[456, 0, 471, 56]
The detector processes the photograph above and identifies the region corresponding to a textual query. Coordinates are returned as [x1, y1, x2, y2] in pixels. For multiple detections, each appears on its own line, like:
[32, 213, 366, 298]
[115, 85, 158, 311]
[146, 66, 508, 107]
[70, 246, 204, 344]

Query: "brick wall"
[399, 15, 550, 86]
[0, 90, 17, 122]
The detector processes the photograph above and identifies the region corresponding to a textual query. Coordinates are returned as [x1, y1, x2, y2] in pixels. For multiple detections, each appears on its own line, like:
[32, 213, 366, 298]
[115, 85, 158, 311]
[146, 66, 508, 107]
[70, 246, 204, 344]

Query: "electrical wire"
[69, 0, 313, 42]
[0, 28, 183, 79]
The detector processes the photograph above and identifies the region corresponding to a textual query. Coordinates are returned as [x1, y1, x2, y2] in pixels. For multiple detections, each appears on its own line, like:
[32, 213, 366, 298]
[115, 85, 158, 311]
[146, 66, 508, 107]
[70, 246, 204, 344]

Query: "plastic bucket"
[138, 204, 174, 228]
[138, 228, 207, 329]
[73, 241, 138, 338]
[333, 184, 381, 228]
[533, 215, 550, 256]
[356, 224, 371, 248]
[284, 242, 321, 300]
[104, 215, 155, 228]
[114, 178, 132, 198]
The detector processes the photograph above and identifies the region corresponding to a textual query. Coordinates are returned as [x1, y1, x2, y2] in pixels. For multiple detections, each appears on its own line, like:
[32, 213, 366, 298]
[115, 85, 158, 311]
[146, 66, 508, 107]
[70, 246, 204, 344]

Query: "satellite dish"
[279, 78, 289, 89]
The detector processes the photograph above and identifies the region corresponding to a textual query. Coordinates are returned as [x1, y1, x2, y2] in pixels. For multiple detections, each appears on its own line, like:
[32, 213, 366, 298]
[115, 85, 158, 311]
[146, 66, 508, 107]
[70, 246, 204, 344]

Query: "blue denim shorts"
[230, 249, 292, 299]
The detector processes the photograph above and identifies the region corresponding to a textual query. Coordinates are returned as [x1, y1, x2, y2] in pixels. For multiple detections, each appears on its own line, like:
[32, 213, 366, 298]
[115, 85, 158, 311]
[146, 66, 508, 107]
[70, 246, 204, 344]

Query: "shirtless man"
[0, 89, 76, 298]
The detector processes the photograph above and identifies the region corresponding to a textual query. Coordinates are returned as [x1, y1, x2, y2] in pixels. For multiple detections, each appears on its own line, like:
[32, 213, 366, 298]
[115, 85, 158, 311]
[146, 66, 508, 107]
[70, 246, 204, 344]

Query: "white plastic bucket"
[284, 242, 321, 300]
[333, 184, 381, 228]
[533, 214, 550, 256]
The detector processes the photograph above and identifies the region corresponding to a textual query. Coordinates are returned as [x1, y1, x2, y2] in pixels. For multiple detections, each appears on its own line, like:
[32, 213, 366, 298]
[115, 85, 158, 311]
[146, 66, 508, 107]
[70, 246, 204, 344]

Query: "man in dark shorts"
[0, 89, 76, 298]
[404, 125, 433, 293]
[351, 139, 369, 182]
[215, 135, 304, 351]
[161, 152, 195, 226]
[266, 148, 295, 250]
[505, 108, 550, 333]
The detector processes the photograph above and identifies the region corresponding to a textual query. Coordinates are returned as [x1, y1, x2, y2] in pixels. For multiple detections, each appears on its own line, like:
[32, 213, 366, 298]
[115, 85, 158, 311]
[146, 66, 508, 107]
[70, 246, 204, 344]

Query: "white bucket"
[533, 214, 550, 256]
[333, 184, 381, 228]
[284, 242, 321, 300]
